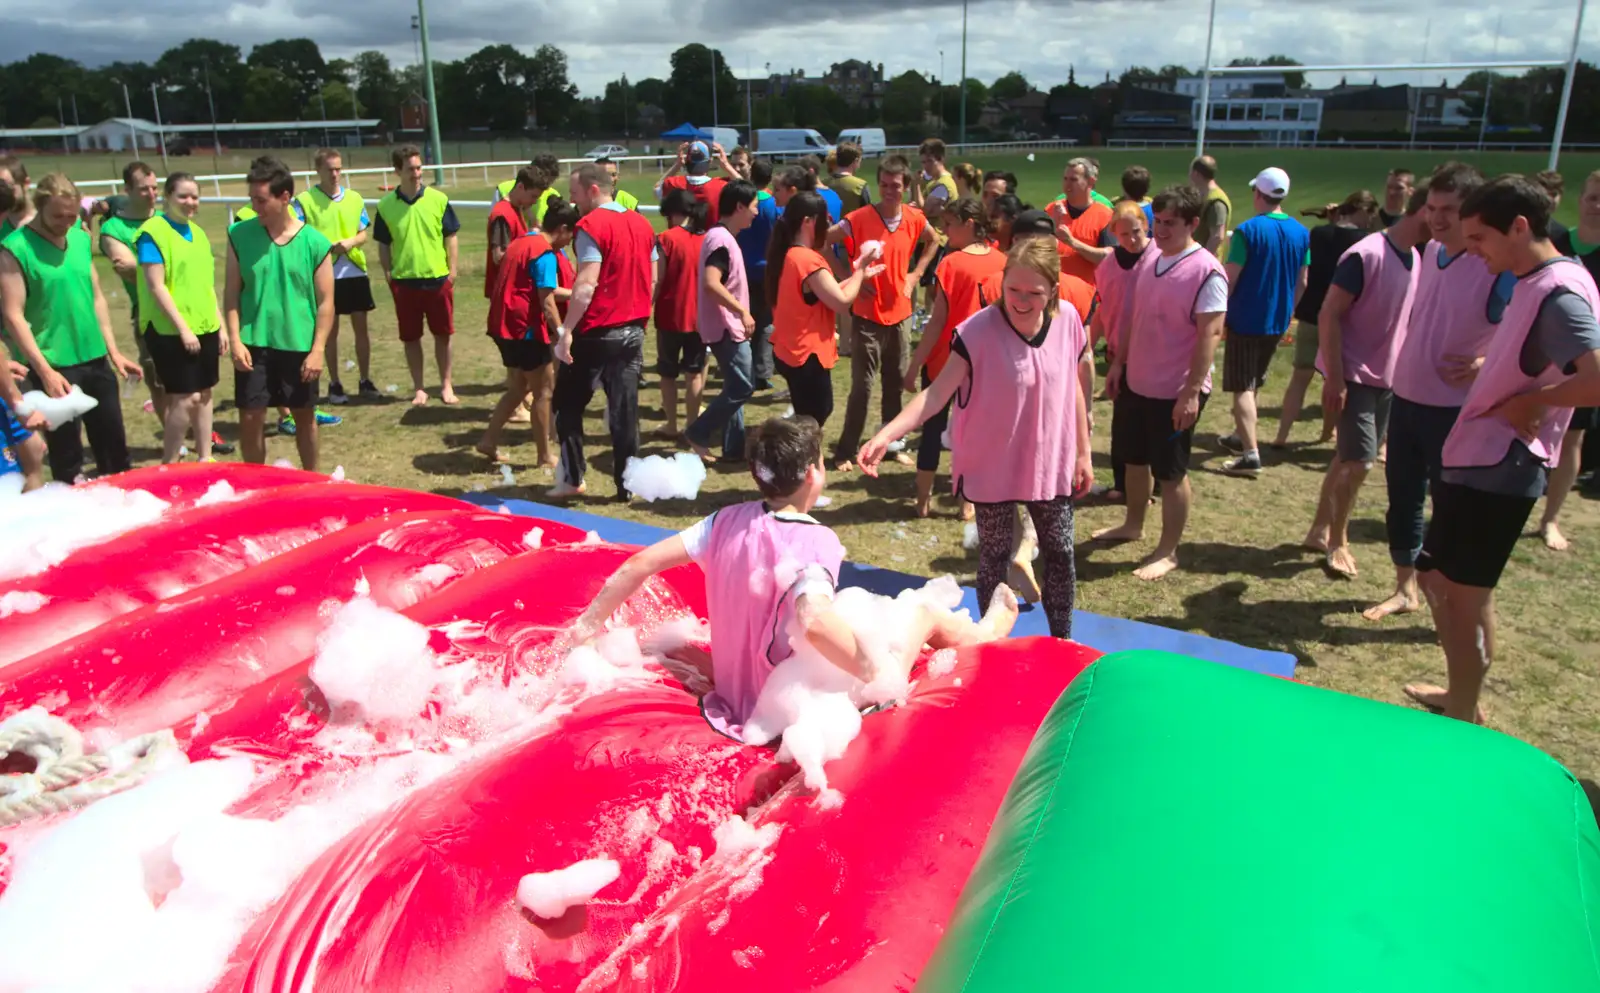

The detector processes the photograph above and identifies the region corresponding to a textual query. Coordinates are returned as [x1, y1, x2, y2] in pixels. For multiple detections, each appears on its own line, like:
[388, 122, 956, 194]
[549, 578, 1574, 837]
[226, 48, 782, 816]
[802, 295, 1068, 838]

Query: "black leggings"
[973, 495, 1076, 639]
[917, 398, 951, 472]
[28, 358, 129, 483]
[777, 354, 834, 427]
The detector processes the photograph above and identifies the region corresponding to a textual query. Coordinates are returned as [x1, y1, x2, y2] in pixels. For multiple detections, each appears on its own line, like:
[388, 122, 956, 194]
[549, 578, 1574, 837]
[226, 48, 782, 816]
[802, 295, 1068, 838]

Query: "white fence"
[1108, 137, 1600, 153]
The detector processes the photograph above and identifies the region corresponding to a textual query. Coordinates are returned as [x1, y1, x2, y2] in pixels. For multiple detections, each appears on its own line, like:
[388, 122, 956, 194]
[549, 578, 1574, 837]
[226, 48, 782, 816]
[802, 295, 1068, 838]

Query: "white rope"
[0, 707, 179, 828]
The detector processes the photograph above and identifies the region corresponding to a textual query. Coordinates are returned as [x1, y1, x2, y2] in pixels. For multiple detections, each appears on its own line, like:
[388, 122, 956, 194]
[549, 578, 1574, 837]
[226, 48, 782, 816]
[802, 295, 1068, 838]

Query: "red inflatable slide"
[0, 465, 1095, 993]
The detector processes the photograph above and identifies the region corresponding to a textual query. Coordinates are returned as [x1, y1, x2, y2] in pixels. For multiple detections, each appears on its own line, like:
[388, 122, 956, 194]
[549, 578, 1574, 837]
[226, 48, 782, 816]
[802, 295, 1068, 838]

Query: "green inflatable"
[918, 651, 1600, 992]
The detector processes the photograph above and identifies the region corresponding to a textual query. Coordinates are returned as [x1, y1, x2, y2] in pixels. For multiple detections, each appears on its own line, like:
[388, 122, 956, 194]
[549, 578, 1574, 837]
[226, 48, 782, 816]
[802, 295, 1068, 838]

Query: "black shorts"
[143, 327, 220, 395]
[1113, 386, 1210, 483]
[333, 275, 376, 315]
[1336, 382, 1393, 463]
[656, 328, 709, 378]
[919, 244, 950, 287]
[1416, 479, 1537, 589]
[1569, 406, 1599, 432]
[495, 335, 552, 372]
[235, 346, 314, 411]
[1222, 332, 1281, 393]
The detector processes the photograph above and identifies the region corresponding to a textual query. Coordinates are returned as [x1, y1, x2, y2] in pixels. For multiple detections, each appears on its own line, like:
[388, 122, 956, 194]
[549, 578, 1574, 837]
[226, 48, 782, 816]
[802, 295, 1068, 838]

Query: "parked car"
[584, 144, 629, 160]
[835, 128, 886, 156]
[753, 129, 832, 159]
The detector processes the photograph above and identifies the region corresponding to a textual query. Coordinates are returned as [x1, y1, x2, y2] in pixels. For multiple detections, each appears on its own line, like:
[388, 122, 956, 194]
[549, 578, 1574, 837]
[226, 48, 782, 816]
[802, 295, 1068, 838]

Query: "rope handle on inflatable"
[0, 710, 178, 828]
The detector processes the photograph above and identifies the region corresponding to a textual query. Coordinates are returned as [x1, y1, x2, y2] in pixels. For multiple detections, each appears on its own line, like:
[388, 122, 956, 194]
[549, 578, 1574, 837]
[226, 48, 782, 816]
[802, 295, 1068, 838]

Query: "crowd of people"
[2, 139, 1599, 732]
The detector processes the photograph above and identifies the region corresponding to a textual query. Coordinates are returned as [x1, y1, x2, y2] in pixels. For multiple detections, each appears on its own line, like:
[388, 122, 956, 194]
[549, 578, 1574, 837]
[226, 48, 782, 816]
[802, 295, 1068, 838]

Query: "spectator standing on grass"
[1046, 158, 1115, 288]
[1117, 165, 1156, 233]
[686, 181, 761, 464]
[953, 162, 981, 200]
[1272, 190, 1378, 448]
[1093, 200, 1154, 504]
[1363, 163, 1514, 622]
[494, 155, 562, 226]
[826, 155, 941, 472]
[652, 189, 708, 440]
[374, 144, 460, 407]
[550, 163, 657, 500]
[135, 172, 228, 465]
[1535, 169, 1569, 247]
[859, 237, 1094, 640]
[0, 156, 35, 241]
[1303, 185, 1426, 579]
[982, 170, 1017, 208]
[1404, 176, 1600, 725]
[97, 163, 167, 416]
[656, 141, 732, 222]
[1378, 168, 1414, 228]
[828, 144, 872, 214]
[478, 199, 579, 470]
[1189, 155, 1231, 257]
[1541, 170, 1600, 549]
[225, 157, 334, 473]
[1093, 185, 1228, 582]
[297, 148, 376, 404]
[988, 193, 1024, 251]
[728, 146, 752, 181]
[1218, 167, 1310, 478]
[766, 191, 882, 429]
[599, 157, 641, 212]
[0, 173, 141, 483]
[736, 157, 782, 378]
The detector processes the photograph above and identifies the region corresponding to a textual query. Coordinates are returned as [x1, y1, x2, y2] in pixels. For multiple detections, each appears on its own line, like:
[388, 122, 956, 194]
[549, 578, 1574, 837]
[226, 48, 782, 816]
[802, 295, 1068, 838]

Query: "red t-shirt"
[654, 225, 703, 334]
[661, 175, 728, 226]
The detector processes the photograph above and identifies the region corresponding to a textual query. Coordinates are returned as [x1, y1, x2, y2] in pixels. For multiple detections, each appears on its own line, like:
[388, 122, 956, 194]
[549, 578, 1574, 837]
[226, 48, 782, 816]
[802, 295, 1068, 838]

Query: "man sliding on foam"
[567, 415, 1018, 741]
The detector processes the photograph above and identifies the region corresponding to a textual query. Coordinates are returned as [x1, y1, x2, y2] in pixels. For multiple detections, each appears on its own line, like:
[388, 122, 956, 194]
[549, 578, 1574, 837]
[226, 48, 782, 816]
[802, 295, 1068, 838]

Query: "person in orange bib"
[1047, 158, 1115, 288]
[824, 154, 941, 470]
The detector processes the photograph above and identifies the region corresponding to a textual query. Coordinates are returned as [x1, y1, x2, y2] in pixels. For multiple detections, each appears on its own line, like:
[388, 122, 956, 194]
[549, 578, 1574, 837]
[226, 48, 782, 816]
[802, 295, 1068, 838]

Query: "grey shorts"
[1222, 332, 1282, 392]
[1337, 381, 1393, 463]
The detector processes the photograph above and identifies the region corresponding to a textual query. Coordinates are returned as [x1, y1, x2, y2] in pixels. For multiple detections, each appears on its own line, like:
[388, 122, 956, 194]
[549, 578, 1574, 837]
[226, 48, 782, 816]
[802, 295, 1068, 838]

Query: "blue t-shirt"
[1142, 202, 1155, 232]
[1226, 212, 1311, 337]
[819, 187, 843, 225]
[737, 194, 782, 279]
[135, 215, 193, 263]
[529, 250, 559, 289]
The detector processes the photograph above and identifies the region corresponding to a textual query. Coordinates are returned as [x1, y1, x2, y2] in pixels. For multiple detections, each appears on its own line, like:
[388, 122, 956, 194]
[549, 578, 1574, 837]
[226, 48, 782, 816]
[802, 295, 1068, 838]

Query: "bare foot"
[1007, 558, 1041, 604]
[1402, 682, 1488, 724]
[441, 388, 460, 405]
[687, 439, 716, 464]
[475, 443, 512, 465]
[1091, 522, 1143, 543]
[1325, 545, 1359, 578]
[979, 583, 1021, 639]
[1362, 591, 1419, 622]
[652, 425, 680, 440]
[1539, 520, 1571, 551]
[546, 480, 587, 499]
[508, 405, 532, 425]
[835, 460, 855, 473]
[411, 390, 429, 407]
[914, 499, 932, 519]
[541, 455, 560, 471]
[1302, 527, 1329, 553]
[960, 501, 975, 522]
[892, 451, 914, 466]
[1133, 551, 1180, 581]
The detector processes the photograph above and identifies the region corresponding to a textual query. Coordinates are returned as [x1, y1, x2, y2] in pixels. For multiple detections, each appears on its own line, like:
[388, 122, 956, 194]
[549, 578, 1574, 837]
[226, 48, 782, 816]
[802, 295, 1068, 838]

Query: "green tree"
[1158, 64, 1192, 79]
[883, 70, 932, 126]
[154, 40, 246, 124]
[248, 38, 328, 108]
[242, 65, 300, 121]
[990, 71, 1031, 101]
[787, 83, 851, 136]
[936, 79, 988, 130]
[527, 44, 578, 130]
[304, 80, 358, 121]
[665, 43, 739, 125]
[458, 44, 531, 130]
[1227, 56, 1306, 90]
[352, 51, 398, 128]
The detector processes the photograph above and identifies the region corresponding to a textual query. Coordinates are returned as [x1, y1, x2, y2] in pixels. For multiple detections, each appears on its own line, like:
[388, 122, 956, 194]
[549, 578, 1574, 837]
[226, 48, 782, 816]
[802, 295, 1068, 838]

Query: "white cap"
[1251, 167, 1290, 199]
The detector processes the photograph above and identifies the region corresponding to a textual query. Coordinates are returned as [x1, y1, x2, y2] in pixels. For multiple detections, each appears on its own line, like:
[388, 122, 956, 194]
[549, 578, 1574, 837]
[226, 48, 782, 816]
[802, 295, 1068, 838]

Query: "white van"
[835, 128, 887, 156]
[754, 129, 832, 159]
[704, 127, 742, 152]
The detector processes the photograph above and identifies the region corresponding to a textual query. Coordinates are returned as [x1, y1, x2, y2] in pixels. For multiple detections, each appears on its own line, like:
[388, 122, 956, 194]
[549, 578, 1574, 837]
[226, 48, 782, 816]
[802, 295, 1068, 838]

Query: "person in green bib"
[297, 148, 377, 404]
[136, 172, 228, 464]
[494, 154, 562, 228]
[598, 157, 641, 212]
[375, 144, 461, 406]
[99, 162, 167, 410]
[1190, 154, 1232, 257]
[0, 173, 141, 483]
[0, 156, 34, 243]
[225, 156, 335, 471]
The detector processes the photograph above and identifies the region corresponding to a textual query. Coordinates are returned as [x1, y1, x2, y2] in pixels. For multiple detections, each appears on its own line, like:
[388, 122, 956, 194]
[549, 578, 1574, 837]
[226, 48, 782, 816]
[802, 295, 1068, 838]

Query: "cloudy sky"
[6, 0, 1590, 96]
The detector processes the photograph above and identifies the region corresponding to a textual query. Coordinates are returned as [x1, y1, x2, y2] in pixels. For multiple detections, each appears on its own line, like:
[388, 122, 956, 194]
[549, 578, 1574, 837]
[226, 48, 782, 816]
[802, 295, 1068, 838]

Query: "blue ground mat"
[466, 494, 1298, 679]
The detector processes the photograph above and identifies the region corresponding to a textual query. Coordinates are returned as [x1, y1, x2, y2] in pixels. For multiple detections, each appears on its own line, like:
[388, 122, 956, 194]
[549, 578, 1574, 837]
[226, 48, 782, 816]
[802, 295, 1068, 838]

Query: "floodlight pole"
[958, 0, 968, 146]
[416, 0, 446, 185]
[1478, 15, 1502, 152]
[1195, 0, 1218, 157]
[117, 82, 138, 156]
[1550, 0, 1588, 171]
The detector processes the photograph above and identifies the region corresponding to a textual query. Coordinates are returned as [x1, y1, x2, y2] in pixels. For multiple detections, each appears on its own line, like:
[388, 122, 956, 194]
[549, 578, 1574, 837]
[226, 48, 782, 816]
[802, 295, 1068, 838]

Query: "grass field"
[72, 147, 1600, 783]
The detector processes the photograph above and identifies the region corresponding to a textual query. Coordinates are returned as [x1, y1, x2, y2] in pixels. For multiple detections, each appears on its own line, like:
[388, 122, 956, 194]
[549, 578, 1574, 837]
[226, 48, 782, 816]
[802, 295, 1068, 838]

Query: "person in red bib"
[477, 199, 578, 468]
[551, 163, 658, 500]
[656, 140, 733, 225]
[484, 164, 539, 298]
[652, 189, 708, 438]
[825, 154, 940, 471]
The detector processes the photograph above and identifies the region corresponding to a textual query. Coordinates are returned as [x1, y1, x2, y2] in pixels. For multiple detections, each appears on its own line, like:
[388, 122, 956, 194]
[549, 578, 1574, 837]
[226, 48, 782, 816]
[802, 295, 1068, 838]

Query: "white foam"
[927, 647, 959, 677]
[856, 240, 884, 265]
[962, 521, 979, 551]
[499, 464, 516, 487]
[309, 597, 439, 726]
[0, 484, 170, 581]
[621, 453, 707, 502]
[0, 589, 49, 617]
[581, 530, 603, 545]
[522, 527, 544, 549]
[14, 386, 98, 429]
[711, 815, 782, 859]
[559, 629, 654, 693]
[271, 459, 294, 469]
[192, 480, 242, 507]
[330, 465, 346, 482]
[516, 858, 621, 919]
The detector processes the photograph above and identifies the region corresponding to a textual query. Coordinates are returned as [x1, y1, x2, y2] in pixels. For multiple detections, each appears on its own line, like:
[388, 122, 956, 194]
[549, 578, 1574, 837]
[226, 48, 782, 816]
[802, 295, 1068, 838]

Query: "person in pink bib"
[1303, 185, 1426, 578]
[1363, 163, 1516, 622]
[1093, 200, 1153, 503]
[1407, 175, 1600, 723]
[1093, 185, 1229, 582]
[568, 416, 1019, 739]
[857, 238, 1094, 639]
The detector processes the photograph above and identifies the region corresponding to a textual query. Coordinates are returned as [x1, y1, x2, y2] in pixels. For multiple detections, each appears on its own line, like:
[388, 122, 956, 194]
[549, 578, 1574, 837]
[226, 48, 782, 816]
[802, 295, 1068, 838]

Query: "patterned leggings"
[973, 495, 1076, 639]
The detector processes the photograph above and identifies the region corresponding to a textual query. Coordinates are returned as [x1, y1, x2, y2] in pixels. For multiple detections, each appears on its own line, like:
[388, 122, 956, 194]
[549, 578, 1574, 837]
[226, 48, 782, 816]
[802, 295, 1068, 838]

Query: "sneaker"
[1221, 452, 1263, 478]
[358, 379, 381, 401]
[314, 408, 342, 427]
[1218, 433, 1244, 453]
[278, 415, 296, 437]
[210, 432, 235, 455]
[327, 382, 348, 405]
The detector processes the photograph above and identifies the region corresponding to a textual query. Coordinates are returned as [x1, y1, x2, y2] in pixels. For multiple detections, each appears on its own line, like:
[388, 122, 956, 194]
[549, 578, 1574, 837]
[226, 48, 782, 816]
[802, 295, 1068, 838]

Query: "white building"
[1175, 72, 1288, 100]
[74, 118, 161, 152]
[1195, 96, 1324, 145]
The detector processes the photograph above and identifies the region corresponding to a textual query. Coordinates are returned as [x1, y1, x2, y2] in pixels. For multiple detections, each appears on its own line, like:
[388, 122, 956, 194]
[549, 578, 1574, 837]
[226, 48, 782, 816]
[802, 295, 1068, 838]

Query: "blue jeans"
[688, 336, 753, 458]
[1385, 395, 1459, 568]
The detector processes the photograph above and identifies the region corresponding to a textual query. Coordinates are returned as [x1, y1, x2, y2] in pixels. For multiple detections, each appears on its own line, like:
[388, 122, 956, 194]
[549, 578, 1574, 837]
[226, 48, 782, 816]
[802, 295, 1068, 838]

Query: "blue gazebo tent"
[660, 122, 712, 141]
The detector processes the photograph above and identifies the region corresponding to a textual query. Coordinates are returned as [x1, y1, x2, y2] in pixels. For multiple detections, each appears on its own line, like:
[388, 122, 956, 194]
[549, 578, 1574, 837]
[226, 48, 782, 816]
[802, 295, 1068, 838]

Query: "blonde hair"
[1003, 238, 1061, 322]
[1111, 199, 1147, 231]
[32, 173, 79, 211]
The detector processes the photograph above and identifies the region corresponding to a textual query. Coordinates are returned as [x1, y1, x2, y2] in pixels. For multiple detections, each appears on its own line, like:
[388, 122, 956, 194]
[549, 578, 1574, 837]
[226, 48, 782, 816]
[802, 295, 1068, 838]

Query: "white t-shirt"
[1156, 244, 1229, 316]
